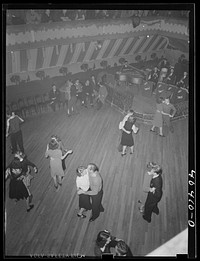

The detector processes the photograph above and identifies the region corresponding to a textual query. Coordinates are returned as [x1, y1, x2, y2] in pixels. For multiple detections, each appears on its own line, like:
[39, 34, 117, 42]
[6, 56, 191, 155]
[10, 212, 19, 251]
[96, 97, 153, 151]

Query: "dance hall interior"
[4, 6, 192, 258]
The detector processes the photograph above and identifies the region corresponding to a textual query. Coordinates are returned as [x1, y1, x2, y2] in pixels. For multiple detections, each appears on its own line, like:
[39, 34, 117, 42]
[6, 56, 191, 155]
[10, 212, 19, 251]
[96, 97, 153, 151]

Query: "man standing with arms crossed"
[78, 163, 104, 222]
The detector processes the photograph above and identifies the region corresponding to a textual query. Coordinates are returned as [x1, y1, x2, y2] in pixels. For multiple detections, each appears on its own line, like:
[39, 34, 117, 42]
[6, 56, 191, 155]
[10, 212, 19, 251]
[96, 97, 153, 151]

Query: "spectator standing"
[95, 82, 108, 110]
[85, 79, 94, 107]
[49, 84, 61, 112]
[162, 96, 177, 133]
[6, 111, 24, 154]
[148, 67, 160, 93]
[68, 80, 79, 115]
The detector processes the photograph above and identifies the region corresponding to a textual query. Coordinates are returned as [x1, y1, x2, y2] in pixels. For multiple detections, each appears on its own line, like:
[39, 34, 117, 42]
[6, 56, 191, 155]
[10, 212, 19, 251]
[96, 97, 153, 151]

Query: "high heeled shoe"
[121, 153, 126, 156]
[77, 213, 86, 218]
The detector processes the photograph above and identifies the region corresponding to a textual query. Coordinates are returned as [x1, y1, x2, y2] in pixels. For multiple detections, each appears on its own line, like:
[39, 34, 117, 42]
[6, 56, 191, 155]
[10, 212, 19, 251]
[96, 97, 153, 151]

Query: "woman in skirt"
[45, 138, 72, 190]
[6, 157, 34, 212]
[76, 166, 92, 218]
[119, 115, 139, 156]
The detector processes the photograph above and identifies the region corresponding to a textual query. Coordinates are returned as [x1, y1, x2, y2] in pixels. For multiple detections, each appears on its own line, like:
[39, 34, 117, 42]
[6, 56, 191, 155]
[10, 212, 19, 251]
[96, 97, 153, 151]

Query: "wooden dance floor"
[5, 103, 188, 257]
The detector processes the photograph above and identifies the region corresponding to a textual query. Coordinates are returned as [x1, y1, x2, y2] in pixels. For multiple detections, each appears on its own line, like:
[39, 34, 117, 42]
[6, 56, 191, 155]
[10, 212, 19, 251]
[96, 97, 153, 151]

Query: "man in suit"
[143, 164, 163, 223]
[49, 84, 61, 112]
[6, 111, 24, 154]
[96, 82, 108, 110]
[78, 163, 104, 222]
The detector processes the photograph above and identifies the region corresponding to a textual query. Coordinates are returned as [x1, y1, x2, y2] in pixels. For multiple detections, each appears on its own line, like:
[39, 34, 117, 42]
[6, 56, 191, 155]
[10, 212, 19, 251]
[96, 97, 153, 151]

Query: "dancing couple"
[118, 110, 139, 156]
[94, 230, 133, 256]
[76, 163, 104, 222]
[45, 135, 73, 190]
[150, 94, 177, 136]
[138, 162, 163, 223]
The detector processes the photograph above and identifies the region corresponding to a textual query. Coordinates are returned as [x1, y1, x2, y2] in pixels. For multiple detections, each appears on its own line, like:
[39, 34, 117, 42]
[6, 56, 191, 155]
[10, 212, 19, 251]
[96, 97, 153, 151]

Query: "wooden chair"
[18, 98, 29, 118]
[10, 101, 21, 116]
[26, 96, 37, 116]
[42, 93, 51, 112]
[142, 81, 153, 97]
[156, 82, 167, 99]
[35, 94, 44, 114]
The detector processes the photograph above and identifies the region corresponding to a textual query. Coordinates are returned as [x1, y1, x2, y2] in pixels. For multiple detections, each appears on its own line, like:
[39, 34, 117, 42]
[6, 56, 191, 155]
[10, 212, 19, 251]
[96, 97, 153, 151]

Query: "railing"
[105, 84, 188, 122]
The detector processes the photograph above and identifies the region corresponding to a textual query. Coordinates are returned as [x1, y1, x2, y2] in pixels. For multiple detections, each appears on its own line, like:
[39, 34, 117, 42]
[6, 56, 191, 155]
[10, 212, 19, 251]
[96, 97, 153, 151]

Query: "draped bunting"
[6, 35, 173, 75]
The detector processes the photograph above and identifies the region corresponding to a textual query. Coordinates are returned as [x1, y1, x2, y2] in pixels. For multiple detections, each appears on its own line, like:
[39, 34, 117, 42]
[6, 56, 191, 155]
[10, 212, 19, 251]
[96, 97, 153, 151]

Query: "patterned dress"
[45, 149, 65, 178]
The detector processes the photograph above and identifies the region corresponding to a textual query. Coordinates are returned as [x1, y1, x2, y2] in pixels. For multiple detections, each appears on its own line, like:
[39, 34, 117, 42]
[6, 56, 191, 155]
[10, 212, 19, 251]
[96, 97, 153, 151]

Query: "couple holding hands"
[76, 163, 104, 222]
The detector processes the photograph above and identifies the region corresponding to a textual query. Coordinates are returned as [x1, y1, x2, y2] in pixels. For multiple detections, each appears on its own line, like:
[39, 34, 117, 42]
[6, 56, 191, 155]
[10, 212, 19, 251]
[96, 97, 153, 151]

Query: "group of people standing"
[48, 75, 108, 116]
[6, 108, 39, 212]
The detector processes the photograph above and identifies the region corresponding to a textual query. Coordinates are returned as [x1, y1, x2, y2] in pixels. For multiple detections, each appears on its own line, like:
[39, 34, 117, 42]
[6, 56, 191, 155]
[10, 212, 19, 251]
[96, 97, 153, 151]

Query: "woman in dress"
[6, 156, 34, 212]
[76, 166, 92, 218]
[14, 150, 38, 188]
[49, 135, 72, 171]
[150, 97, 165, 136]
[45, 138, 72, 190]
[119, 114, 139, 156]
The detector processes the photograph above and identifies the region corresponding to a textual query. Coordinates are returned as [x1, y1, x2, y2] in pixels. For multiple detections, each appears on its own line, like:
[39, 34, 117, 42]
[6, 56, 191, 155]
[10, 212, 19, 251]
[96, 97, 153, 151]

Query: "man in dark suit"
[49, 84, 61, 112]
[6, 111, 25, 154]
[143, 164, 163, 223]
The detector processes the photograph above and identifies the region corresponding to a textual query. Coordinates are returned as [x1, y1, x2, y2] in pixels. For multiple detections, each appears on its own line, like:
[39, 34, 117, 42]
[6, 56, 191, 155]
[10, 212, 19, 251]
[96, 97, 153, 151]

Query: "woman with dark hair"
[114, 240, 133, 256]
[94, 230, 133, 256]
[119, 113, 139, 156]
[45, 137, 72, 190]
[143, 164, 163, 223]
[76, 166, 92, 218]
[94, 230, 113, 256]
[6, 156, 34, 212]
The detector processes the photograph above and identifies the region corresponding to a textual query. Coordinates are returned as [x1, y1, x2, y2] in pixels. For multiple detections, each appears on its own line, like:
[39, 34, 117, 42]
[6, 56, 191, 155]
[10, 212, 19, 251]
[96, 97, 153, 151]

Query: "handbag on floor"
[117, 130, 123, 152]
[117, 143, 123, 152]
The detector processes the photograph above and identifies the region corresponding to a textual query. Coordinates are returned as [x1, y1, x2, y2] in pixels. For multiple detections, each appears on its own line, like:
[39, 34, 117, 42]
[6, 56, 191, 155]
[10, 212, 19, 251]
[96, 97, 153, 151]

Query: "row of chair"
[6, 93, 52, 118]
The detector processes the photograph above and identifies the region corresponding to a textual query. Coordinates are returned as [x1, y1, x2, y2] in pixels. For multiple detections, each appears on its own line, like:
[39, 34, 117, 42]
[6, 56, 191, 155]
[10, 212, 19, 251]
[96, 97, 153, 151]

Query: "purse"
[117, 129, 123, 152]
[117, 143, 123, 152]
